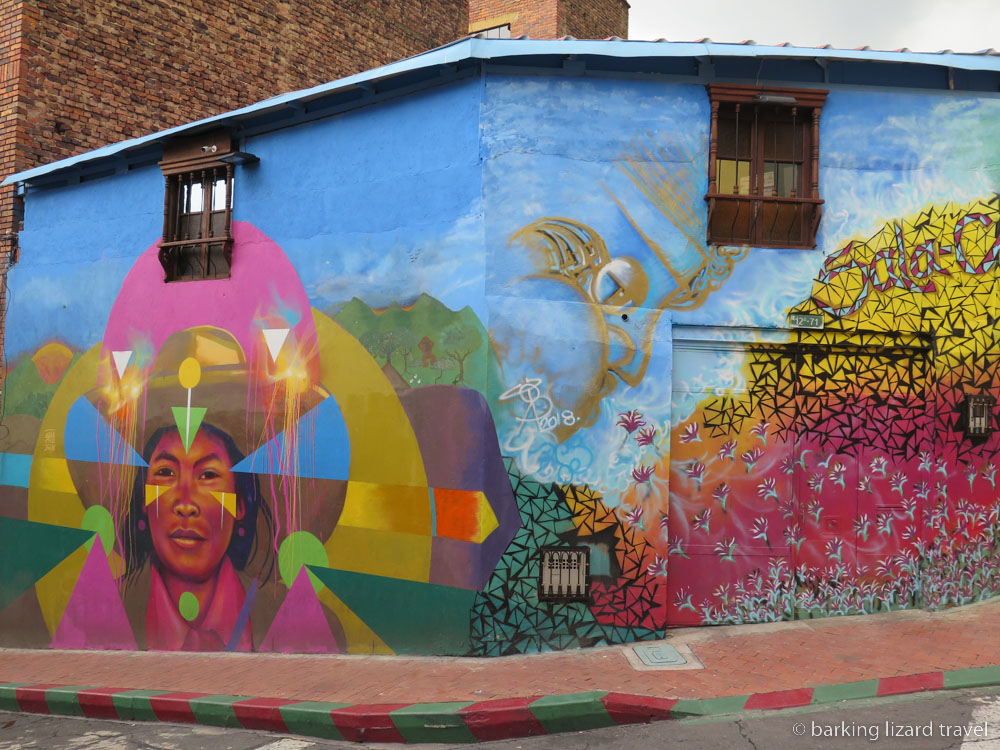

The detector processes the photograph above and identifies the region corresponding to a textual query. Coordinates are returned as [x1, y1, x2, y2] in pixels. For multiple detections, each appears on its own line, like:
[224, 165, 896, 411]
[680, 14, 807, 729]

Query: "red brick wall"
[469, 0, 627, 39]
[560, 0, 628, 39]
[14, 0, 469, 168]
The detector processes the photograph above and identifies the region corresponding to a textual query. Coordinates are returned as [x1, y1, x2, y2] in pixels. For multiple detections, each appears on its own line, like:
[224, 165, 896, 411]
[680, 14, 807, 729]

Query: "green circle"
[80, 505, 114, 555]
[278, 531, 328, 592]
[178, 591, 200, 622]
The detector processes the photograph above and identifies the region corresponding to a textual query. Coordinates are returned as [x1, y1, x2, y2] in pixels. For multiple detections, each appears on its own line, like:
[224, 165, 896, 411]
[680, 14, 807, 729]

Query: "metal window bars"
[538, 547, 590, 602]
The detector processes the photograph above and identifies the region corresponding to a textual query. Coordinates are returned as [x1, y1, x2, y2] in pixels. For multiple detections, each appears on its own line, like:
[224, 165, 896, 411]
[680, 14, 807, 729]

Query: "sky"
[627, 0, 1000, 53]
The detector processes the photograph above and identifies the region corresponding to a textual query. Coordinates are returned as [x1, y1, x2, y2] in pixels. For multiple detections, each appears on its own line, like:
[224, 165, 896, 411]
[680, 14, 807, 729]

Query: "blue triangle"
[64, 397, 147, 467]
[232, 396, 350, 480]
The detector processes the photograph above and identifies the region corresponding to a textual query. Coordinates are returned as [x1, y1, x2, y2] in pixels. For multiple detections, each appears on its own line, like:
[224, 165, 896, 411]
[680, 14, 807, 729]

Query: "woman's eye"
[153, 467, 174, 478]
[200, 469, 220, 481]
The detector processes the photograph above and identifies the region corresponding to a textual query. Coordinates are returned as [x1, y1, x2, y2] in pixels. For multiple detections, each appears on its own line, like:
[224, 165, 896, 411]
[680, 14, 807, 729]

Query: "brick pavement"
[1, 599, 998, 706]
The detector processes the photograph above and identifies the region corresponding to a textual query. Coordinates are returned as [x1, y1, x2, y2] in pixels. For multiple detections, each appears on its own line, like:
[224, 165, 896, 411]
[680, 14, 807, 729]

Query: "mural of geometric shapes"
[308, 565, 477, 655]
[111, 350, 132, 378]
[29, 457, 77, 494]
[432, 488, 498, 543]
[64, 397, 147, 466]
[49, 541, 136, 649]
[428, 536, 489, 590]
[315, 586, 394, 655]
[171, 406, 207, 453]
[231, 395, 349, 480]
[0, 517, 93, 610]
[325, 526, 431, 583]
[0, 453, 33, 488]
[259, 569, 340, 653]
[468, 459, 663, 656]
[312, 310, 426, 487]
[262, 328, 290, 363]
[338, 482, 432, 535]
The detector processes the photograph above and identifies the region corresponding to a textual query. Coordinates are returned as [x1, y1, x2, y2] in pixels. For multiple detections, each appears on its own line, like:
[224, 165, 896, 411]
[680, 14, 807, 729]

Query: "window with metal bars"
[706, 84, 827, 249]
[158, 131, 235, 282]
[538, 547, 590, 602]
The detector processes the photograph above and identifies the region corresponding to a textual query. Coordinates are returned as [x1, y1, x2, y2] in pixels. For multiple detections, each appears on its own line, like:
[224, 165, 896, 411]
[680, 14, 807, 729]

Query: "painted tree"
[440, 323, 481, 385]
[429, 357, 458, 384]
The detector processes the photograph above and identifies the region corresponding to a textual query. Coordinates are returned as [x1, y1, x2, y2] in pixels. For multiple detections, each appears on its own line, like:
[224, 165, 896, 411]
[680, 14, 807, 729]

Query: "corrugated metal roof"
[7, 36, 1000, 188]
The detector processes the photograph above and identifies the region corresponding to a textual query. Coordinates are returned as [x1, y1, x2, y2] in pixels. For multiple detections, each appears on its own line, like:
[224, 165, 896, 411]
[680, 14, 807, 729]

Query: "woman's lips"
[169, 528, 206, 547]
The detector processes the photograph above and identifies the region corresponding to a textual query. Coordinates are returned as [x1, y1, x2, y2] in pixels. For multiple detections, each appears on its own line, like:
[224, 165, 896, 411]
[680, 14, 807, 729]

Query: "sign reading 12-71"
[788, 313, 824, 330]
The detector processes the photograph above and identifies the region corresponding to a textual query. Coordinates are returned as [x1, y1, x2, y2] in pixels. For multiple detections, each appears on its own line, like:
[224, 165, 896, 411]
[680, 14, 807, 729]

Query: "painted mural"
[2, 77, 1000, 654]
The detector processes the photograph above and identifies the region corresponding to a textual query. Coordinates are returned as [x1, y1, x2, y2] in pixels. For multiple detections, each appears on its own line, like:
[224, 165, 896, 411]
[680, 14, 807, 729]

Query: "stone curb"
[0, 668, 998, 742]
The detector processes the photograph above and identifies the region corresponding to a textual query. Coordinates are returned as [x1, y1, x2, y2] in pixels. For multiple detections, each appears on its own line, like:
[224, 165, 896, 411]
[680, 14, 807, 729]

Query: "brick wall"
[560, 0, 628, 39]
[15, 0, 469, 168]
[469, 0, 627, 39]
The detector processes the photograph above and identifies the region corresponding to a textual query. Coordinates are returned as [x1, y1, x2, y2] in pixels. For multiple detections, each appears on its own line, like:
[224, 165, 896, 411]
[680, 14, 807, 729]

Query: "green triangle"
[0, 518, 94, 610]
[308, 566, 477, 655]
[171, 406, 207, 452]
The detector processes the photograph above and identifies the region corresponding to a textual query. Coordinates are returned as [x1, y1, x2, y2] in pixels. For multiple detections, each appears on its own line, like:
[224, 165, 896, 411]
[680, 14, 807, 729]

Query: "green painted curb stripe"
[188, 694, 245, 727]
[529, 691, 615, 734]
[0, 684, 28, 713]
[391, 701, 476, 744]
[811, 679, 880, 704]
[45, 686, 93, 717]
[671, 695, 749, 717]
[111, 690, 169, 721]
[944, 666, 1000, 689]
[280, 701, 351, 741]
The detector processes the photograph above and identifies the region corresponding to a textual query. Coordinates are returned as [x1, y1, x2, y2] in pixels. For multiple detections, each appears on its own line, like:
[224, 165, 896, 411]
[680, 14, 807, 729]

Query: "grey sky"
[627, 0, 1000, 53]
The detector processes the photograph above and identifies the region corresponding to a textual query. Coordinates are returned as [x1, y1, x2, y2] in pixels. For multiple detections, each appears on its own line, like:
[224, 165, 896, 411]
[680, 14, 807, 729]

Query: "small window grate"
[538, 547, 589, 602]
[966, 394, 995, 437]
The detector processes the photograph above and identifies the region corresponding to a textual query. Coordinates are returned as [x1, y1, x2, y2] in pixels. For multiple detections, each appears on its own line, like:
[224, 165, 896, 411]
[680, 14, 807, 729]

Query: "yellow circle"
[177, 357, 202, 389]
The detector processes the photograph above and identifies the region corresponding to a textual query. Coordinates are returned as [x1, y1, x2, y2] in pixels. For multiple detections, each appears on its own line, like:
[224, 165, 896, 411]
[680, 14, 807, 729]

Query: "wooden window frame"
[706, 84, 828, 249]
[158, 130, 235, 282]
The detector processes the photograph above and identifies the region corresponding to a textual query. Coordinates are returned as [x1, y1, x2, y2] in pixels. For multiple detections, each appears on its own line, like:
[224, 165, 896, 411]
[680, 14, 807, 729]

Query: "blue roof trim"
[6, 37, 1000, 187]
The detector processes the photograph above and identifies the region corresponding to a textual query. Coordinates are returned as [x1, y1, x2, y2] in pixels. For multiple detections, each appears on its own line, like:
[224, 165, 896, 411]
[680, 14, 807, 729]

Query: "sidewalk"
[1, 598, 999, 742]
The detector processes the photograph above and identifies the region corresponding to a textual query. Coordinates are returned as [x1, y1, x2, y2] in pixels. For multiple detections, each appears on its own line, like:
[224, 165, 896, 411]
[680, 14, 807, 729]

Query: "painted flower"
[825, 537, 843, 563]
[966, 463, 979, 490]
[617, 409, 646, 435]
[806, 498, 823, 523]
[828, 462, 846, 489]
[876, 512, 893, 536]
[869, 455, 887, 477]
[741, 445, 763, 474]
[685, 460, 706, 489]
[756, 476, 778, 501]
[635, 426, 657, 447]
[935, 458, 949, 478]
[934, 481, 948, 500]
[914, 480, 930, 500]
[806, 473, 824, 493]
[668, 534, 689, 558]
[857, 476, 872, 494]
[647, 554, 669, 578]
[624, 504, 644, 528]
[677, 421, 699, 443]
[918, 451, 933, 473]
[667, 535, 687, 557]
[659, 512, 670, 531]
[713, 583, 731, 602]
[750, 421, 771, 446]
[718, 439, 737, 461]
[901, 497, 917, 521]
[778, 498, 795, 519]
[712, 482, 730, 512]
[983, 463, 997, 489]
[779, 456, 796, 475]
[853, 514, 871, 542]
[674, 587, 696, 612]
[632, 464, 655, 484]
[692, 508, 712, 534]
[750, 516, 769, 545]
[890, 471, 907, 496]
[714, 536, 736, 562]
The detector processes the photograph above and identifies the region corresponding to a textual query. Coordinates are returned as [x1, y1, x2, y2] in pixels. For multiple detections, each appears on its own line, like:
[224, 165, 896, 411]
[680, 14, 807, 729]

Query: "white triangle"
[262, 328, 290, 363]
[111, 350, 133, 378]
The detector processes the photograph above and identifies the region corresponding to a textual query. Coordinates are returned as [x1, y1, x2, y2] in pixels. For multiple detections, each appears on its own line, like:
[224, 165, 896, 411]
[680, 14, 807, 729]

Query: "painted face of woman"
[144, 429, 245, 583]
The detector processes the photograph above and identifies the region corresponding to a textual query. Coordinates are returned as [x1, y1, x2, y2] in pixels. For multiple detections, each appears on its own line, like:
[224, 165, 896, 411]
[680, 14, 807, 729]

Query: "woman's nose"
[173, 477, 201, 517]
